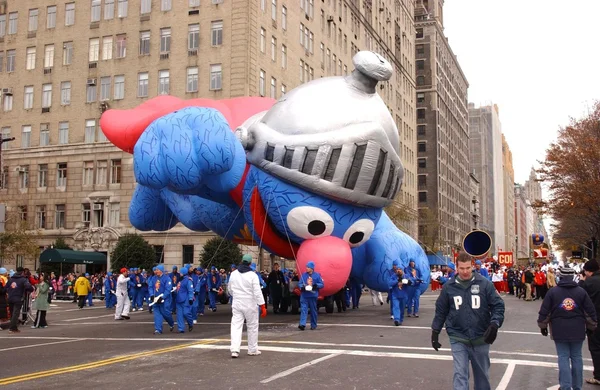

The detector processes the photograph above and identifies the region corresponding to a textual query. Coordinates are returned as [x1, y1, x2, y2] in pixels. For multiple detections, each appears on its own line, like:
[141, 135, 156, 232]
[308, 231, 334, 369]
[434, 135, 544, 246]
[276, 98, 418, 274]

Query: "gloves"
[431, 330, 442, 351]
[540, 328, 548, 337]
[189, 299, 194, 305]
[260, 304, 267, 318]
[156, 297, 164, 304]
[587, 328, 594, 337]
[150, 296, 154, 301]
[111, 290, 116, 295]
[483, 323, 499, 344]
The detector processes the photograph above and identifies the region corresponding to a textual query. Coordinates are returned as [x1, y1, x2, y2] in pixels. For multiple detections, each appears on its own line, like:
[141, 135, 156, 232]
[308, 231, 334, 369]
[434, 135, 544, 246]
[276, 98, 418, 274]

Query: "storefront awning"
[39, 248, 107, 265]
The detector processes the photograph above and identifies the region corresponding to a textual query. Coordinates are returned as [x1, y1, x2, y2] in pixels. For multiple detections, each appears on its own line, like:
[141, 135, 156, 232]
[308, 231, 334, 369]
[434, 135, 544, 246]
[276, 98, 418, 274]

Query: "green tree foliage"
[110, 233, 156, 272]
[200, 237, 243, 271]
[53, 237, 72, 250]
[0, 210, 40, 268]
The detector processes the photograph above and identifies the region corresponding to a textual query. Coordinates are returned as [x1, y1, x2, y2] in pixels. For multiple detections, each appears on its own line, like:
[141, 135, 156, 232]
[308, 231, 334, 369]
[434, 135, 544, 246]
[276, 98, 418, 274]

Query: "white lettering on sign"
[453, 295, 462, 310]
[472, 295, 481, 309]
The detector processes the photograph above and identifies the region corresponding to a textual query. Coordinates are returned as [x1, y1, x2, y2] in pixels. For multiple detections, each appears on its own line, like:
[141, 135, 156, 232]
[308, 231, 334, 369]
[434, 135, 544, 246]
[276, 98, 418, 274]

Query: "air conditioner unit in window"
[15, 167, 26, 172]
[87, 78, 97, 86]
[93, 203, 103, 210]
[2, 88, 13, 95]
[212, 0, 223, 4]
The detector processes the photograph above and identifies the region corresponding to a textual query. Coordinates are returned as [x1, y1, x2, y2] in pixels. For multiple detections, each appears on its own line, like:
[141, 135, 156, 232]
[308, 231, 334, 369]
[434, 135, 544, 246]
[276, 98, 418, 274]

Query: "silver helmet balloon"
[237, 51, 403, 209]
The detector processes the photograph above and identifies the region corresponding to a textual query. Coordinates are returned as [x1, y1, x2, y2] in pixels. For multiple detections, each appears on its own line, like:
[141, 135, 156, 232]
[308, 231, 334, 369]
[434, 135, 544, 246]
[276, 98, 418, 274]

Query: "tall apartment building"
[501, 134, 515, 252]
[414, 0, 470, 254]
[0, 0, 417, 270]
[514, 183, 529, 259]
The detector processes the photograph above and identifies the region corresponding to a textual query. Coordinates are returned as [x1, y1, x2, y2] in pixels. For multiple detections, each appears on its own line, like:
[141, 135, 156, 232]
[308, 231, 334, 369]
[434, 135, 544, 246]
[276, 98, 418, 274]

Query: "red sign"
[498, 252, 514, 267]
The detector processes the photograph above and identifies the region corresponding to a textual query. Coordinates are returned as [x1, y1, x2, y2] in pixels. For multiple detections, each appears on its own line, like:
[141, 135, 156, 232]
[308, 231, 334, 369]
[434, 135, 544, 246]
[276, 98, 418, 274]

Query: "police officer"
[431, 252, 505, 390]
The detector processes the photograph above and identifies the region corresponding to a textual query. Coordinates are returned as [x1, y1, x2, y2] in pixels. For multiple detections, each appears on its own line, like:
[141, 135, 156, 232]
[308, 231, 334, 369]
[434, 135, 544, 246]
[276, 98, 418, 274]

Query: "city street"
[0, 291, 592, 389]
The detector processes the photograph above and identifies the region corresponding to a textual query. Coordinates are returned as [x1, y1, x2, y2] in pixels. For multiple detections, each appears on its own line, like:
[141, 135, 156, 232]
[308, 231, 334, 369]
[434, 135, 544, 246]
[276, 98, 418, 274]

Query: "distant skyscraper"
[414, 0, 470, 254]
[502, 134, 515, 252]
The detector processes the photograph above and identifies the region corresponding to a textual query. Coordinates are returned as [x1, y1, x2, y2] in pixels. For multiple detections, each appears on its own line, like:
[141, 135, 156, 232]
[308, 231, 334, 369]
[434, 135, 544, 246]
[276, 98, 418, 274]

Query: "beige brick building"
[0, 0, 417, 271]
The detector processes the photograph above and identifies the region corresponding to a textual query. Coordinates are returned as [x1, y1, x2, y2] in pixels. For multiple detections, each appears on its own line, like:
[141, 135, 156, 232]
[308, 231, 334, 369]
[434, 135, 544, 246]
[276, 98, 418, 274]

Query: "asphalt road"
[0, 291, 594, 389]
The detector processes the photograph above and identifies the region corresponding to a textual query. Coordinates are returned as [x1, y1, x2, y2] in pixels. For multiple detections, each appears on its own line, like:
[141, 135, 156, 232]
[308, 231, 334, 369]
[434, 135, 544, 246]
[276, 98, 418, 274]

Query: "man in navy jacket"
[431, 252, 505, 390]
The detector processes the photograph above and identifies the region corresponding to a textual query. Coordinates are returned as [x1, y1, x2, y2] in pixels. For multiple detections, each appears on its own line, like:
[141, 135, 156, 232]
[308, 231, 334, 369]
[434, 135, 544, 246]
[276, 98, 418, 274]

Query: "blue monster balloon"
[100, 51, 430, 297]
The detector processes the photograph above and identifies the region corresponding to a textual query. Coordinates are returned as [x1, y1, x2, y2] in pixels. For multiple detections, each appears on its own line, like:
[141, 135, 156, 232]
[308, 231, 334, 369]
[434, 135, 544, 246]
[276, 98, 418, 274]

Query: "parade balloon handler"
[99, 51, 430, 300]
[431, 252, 505, 390]
[298, 261, 324, 330]
[229, 254, 267, 358]
[114, 268, 131, 321]
[175, 267, 194, 333]
[388, 268, 407, 326]
[149, 265, 175, 334]
[404, 259, 423, 317]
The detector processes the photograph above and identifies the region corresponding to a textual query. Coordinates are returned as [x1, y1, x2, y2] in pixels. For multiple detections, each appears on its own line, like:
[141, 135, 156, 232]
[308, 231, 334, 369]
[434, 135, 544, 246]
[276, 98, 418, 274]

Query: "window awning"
[39, 248, 107, 265]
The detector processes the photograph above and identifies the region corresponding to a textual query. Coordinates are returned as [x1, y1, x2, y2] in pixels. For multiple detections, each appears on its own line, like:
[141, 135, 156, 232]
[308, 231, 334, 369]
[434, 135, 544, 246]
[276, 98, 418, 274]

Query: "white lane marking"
[60, 314, 118, 322]
[0, 339, 82, 352]
[0, 336, 222, 342]
[495, 363, 516, 390]
[260, 353, 340, 384]
[188, 344, 594, 371]
[546, 386, 560, 390]
[61, 306, 107, 312]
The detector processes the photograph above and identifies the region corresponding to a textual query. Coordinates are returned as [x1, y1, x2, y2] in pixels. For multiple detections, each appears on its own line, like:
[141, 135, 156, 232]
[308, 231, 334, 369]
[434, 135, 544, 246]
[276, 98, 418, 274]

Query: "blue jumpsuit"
[298, 271, 324, 330]
[152, 274, 174, 333]
[147, 274, 156, 313]
[104, 277, 116, 308]
[207, 270, 221, 311]
[176, 275, 194, 332]
[404, 266, 423, 316]
[388, 273, 407, 324]
[190, 272, 200, 320]
[168, 270, 181, 313]
[196, 272, 207, 315]
[133, 273, 145, 310]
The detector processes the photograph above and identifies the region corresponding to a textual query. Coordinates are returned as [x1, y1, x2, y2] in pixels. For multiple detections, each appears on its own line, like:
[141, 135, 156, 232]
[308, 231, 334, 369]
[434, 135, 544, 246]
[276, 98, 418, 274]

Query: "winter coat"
[538, 277, 597, 342]
[5, 273, 34, 304]
[74, 276, 91, 296]
[33, 282, 50, 311]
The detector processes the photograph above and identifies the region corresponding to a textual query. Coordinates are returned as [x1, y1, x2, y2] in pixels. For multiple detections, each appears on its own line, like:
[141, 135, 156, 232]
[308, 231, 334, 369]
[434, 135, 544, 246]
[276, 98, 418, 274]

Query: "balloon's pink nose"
[296, 236, 352, 297]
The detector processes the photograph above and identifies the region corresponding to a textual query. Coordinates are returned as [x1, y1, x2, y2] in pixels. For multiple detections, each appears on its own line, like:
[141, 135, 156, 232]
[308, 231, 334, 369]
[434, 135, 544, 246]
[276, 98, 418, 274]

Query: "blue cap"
[172, 266, 178, 270]
[181, 267, 189, 275]
[85, 273, 90, 277]
[152, 267, 157, 271]
[475, 260, 482, 266]
[157, 265, 165, 272]
[306, 261, 315, 269]
[448, 263, 456, 270]
[197, 267, 204, 273]
[392, 260, 400, 267]
[0, 267, 7, 275]
[107, 272, 112, 276]
[9, 270, 15, 277]
[250, 263, 257, 271]
[211, 266, 217, 270]
[231, 264, 237, 269]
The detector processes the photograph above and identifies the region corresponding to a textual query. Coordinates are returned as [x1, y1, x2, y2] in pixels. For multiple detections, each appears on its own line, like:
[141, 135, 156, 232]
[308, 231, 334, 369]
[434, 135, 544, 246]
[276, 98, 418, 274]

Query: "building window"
[44, 44, 54, 68]
[100, 76, 111, 101]
[417, 76, 425, 86]
[116, 34, 127, 58]
[138, 72, 149, 97]
[36, 206, 46, 229]
[63, 42, 73, 65]
[417, 108, 426, 120]
[85, 119, 96, 143]
[55, 204, 66, 229]
[18, 165, 29, 189]
[418, 191, 427, 203]
[105, 0, 115, 19]
[24, 86, 34, 110]
[26, 47, 36, 70]
[259, 70, 265, 97]
[416, 60, 425, 70]
[38, 164, 48, 187]
[96, 160, 107, 185]
[260, 28, 266, 53]
[271, 36, 277, 61]
[89, 38, 100, 62]
[109, 203, 120, 226]
[160, 28, 171, 53]
[417, 92, 425, 103]
[281, 84, 286, 96]
[154, 245, 165, 263]
[270, 77, 276, 99]
[282, 6, 287, 30]
[418, 175, 426, 187]
[21, 126, 31, 148]
[271, 0, 277, 20]
[261, 0, 266, 12]
[158, 70, 170, 94]
[40, 123, 50, 146]
[93, 203, 104, 227]
[65, 3, 75, 26]
[189, 0, 200, 6]
[82, 203, 91, 225]
[417, 125, 426, 136]
[141, 0, 151, 14]
[118, 0, 128, 17]
[56, 163, 67, 187]
[417, 142, 426, 152]
[187, 67, 198, 92]
[0, 167, 7, 189]
[416, 44, 424, 55]
[1, 94, 11, 112]
[110, 159, 121, 184]
[6, 50, 15, 72]
[161, 0, 172, 11]
[28, 9, 39, 32]
[114, 75, 125, 100]
[42, 84, 52, 108]
[188, 24, 199, 50]
[182, 245, 194, 265]
[210, 64, 222, 90]
[91, 0, 101, 22]
[0, 15, 6, 37]
[416, 28, 423, 39]
[18, 206, 27, 222]
[281, 45, 287, 68]
[102, 36, 113, 60]
[139, 31, 150, 55]
[1, 128, 10, 150]
[47, 6, 57, 29]
[83, 161, 94, 186]
[59, 122, 69, 144]
[87, 82, 97, 103]
[211, 21, 223, 46]
[8, 12, 17, 35]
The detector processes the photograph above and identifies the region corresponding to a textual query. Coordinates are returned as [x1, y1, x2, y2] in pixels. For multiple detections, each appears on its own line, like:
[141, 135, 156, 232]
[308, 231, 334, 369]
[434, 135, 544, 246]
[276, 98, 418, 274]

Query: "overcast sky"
[443, 0, 600, 185]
